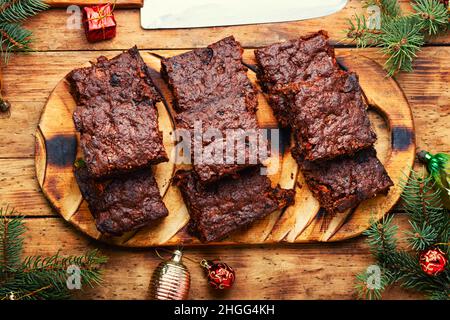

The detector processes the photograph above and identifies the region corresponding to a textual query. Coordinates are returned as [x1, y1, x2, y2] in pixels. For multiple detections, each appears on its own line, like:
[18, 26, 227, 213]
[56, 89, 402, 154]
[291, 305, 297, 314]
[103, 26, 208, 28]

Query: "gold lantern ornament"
[150, 249, 190, 300]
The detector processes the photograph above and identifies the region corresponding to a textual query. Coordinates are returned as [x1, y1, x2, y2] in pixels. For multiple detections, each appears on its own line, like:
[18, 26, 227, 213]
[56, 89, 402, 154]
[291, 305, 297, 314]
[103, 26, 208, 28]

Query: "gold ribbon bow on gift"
[85, 1, 117, 40]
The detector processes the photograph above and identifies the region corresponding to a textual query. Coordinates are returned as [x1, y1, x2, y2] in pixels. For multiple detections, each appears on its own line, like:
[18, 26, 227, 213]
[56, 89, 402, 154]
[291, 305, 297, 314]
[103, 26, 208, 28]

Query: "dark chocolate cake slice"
[161, 36, 256, 113]
[275, 71, 376, 161]
[173, 167, 295, 242]
[68, 47, 168, 179]
[255, 31, 338, 127]
[75, 166, 168, 235]
[293, 147, 393, 213]
[162, 37, 265, 184]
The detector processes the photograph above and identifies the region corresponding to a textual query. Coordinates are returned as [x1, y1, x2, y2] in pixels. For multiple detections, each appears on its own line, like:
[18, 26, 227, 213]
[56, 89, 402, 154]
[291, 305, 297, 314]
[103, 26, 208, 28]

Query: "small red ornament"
[83, 3, 117, 43]
[201, 260, 235, 289]
[419, 247, 447, 276]
[438, 0, 449, 8]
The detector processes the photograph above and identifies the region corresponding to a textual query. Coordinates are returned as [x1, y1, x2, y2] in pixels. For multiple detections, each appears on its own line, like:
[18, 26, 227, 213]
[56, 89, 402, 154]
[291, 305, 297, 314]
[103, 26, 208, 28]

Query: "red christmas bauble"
[419, 247, 447, 276]
[201, 260, 235, 289]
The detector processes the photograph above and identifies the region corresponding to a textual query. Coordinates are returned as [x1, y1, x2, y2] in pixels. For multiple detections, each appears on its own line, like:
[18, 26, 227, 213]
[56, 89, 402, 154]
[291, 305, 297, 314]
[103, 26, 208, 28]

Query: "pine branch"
[1, 277, 71, 300]
[0, 0, 48, 23]
[391, 250, 449, 295]
[0, 206, 25, 273]
[346, 14, 382, 47]
[378, 16, 425, 76]
[0, 0, 48, 63]
[0, 212, 108, 300]
[355, 167, 450, 300]
[365, 0, 402, 18]
[363, 215, 398, 261]
[413, 0, 449, 35]
[400, 171, 447, 251]
[0, 250, 108, 300]
[355, 267, 392, 300]
[0, 22, 32, 63]
[345, 0, 450, 76]
[20, 250, 108, 289]
[406, 220, 439, 250]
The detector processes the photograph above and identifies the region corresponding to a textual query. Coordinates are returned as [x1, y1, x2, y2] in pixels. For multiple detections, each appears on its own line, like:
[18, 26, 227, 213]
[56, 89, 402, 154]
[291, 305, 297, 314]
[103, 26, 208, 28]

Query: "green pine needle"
[406, 221, 439, 251]
[0, 0, 48, 63]
[355, 267, 392, 300]
[0, 0, 49, 23]
[0, 22, 33, 63]
[365, 0, 402, 18]
[363, 214, 398, 260]
[354, 169, 450, 300]
[0, 206, 25, 272]
[412, 0, 449, 35]
[346, 14, 382, 48]
[345, 0, 450, 76]
[378, 17, 425, 76]
[400, 171, 445, 226]
[0, 209, 108, 300]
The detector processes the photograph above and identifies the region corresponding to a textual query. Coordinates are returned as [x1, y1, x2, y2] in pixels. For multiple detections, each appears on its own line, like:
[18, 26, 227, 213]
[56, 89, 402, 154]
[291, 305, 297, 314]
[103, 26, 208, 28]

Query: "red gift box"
[83, 3, 116, 43]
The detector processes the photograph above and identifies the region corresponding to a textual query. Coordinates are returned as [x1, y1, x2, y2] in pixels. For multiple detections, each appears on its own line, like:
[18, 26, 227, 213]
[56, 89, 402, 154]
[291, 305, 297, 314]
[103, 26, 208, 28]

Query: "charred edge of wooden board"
[392, 126, 415, 151]
[44, 134, 77, 168]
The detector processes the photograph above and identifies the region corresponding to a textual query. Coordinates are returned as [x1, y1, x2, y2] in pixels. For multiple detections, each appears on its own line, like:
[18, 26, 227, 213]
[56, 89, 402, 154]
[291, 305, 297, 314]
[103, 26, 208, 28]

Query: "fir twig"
[378, 17, 424, 76]
[0, 209, 108, 300]
[0, 0, 48, 23]
[355, 169, 450, 300]
[0, 0, 48, 63]
[363, 215, 398, 261]
[413, 0, 449, 35]
[0, 22, 32, 63]
[365, 0, 402, 18]
[0, 206, 25, 273]
[355, 266, 391, 300]
[21, 250, 108, 289]
[345, 0, 450, 76]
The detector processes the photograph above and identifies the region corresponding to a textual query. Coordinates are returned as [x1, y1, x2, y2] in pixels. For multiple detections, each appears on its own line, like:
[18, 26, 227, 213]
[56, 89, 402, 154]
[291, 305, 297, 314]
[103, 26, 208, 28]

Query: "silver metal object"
[150, 250, 190, 300]
[141, 0, 348, 29]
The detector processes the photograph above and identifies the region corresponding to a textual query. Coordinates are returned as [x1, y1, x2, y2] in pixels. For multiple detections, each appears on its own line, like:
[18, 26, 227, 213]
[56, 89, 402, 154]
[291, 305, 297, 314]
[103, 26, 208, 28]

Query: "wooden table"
[1, 0, 448, 299]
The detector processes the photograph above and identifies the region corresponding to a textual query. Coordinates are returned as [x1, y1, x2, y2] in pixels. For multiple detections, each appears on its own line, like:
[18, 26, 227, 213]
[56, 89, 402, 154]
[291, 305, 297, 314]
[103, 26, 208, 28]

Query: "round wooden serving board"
[35, 52, 415, 247]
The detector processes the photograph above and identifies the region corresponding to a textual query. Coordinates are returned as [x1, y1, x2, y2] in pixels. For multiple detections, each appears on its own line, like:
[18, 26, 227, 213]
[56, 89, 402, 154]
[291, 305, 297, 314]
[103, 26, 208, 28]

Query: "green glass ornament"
[418, 150, 450, 209]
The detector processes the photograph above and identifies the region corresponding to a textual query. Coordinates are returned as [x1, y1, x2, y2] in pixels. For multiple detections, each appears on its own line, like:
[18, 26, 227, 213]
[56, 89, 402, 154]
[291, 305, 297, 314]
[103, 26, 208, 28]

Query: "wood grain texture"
[0, 8, 447, 299]
[0, 47, 448, 217]
[20, 215, 423, 300]
[23, 1, 450, 52]
[45, 0, 143, 8]
[35, 52, 414, 246]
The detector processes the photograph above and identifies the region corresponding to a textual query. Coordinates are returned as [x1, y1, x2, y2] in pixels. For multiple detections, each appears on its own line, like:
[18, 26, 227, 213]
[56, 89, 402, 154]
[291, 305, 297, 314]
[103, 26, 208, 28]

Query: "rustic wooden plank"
[1, 47, 448, 159]
[24, 1, 450, 52]
[0, 47, 448, 217]
[45, 0, 143, 8]
[0, 158, 50, 215]
[17, 215, 422, 299]
[0, 156, 431, 218]
[35, 52, 414, 246]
